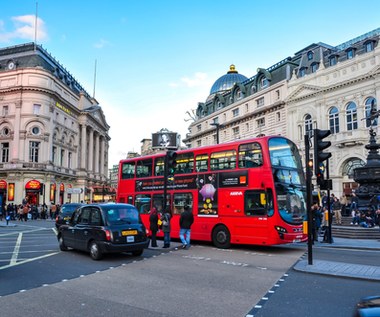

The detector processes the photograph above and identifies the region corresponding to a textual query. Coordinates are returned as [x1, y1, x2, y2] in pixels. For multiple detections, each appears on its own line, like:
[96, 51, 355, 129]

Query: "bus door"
[240, 190, 271, 242]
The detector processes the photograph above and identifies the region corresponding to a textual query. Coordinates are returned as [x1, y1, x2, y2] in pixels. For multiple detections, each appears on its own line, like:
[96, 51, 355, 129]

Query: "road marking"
[10, 233, 22, 265]
[0, 252, 59, 270]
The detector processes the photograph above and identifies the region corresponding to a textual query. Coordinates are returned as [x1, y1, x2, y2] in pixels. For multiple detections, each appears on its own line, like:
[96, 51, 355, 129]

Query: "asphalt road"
[1, 220, 378, 317]
[0, 219, 305, 316]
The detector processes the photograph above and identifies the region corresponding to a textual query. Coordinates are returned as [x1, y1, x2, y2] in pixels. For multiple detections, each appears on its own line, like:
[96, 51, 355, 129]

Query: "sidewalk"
[294, 237, 380, 281]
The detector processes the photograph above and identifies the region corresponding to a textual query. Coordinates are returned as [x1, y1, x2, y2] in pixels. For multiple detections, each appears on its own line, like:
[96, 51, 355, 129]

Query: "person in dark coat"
[149, 207, 159, 247]
[161, 209, 171, 248]
[179, 205, 194, 249]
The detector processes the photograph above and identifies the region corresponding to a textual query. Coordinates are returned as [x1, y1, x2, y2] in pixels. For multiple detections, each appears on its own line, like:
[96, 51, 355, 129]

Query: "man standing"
[179, 205, 194, 249]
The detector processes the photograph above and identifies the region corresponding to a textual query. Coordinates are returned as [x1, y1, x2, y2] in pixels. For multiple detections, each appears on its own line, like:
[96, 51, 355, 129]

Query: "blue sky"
[1, 1, 380, 168]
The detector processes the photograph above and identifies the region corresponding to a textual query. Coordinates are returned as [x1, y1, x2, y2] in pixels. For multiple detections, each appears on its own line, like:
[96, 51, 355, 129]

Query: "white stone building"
[0, 43, 110, 206]
[184, 28, 380, 199]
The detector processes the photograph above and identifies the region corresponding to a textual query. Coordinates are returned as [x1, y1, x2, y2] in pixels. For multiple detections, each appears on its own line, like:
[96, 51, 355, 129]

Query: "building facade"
[184, 28, 380, 198]
[0, 43, 110, 206]
[287, 28, 380, 196]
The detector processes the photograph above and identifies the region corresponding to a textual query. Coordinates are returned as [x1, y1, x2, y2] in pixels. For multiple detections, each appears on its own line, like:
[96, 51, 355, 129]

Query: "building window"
[307, 51, 314, 60]
[365, 97, 378, 127]
[2, 127, 10, 136]
[29, 141, 40, 163]
[61, 149, 65, 166]
[257, 118, 265, 128]
[68, 151, 72, 168]
[245, 122, 249, 132]
[197, 140, 201, 147]
[311, 62, 318, 73]
[32, 126, 40, 135]
[250, 85, 256, 94]
[299, 67, 306, 77]
[217, 101, 222, 109]
[329, 107, 340, 134]
[259, 77, 268, 90]
[329, 56, 337, 66]
[346, 102, 358, 131]
[232, 127, 239, 138]
[232, 108, 239, 117]
[304, 114, 313, 137]
[2, 105, 8, 116]
[236, 89, 242, 100]
[365, 41, 374, 53]
[1, 142, 9, 163]
[52, 146, 57, 164]
[33, 104, 41, 115]
[197, 124, 201, 132]
[275, 90, 280, 100]
[245, 103, 249, 113]
[346, 48, 355, 59]
[276, 112, 281, 122]
[256, 97, 264, 107]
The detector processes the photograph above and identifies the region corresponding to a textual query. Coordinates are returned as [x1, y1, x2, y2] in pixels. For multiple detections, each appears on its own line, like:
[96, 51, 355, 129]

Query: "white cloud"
[180, 72, 208, 87]
[93, 38, 110, 49]
[0, 15, 47, 43]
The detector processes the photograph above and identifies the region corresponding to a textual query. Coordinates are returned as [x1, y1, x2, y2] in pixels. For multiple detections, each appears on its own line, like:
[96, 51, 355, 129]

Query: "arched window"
[304, 114, 313, 137]
[329, 107, 339, 134]
[365, 97, 378, 127]
[311, 62, 319, 73]
[342, 158, 365, 179]
[298, 67, 306, 78]
[258, 77, 268, 90]
[236, 88, 242, 101]
[307, 51, 314, 60]
[346, 102, 358, 131]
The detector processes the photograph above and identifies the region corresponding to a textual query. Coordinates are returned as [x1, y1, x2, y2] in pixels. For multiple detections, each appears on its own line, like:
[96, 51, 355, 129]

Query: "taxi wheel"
[89, 241, 103, 260]
[59, 236, 68, 251]
[212, 225, 231, 249]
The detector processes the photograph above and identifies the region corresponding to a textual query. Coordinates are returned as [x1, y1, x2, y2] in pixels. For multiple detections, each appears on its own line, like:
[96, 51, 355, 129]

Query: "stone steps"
[331, 217, 380, 239]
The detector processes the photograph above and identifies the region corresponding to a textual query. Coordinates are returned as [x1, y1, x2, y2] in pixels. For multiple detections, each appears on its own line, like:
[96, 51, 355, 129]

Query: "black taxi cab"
[57, 203, 149, 260]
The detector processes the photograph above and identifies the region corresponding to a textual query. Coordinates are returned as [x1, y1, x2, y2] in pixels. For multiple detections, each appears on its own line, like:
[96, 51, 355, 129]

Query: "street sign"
[67, 188, 83, 194]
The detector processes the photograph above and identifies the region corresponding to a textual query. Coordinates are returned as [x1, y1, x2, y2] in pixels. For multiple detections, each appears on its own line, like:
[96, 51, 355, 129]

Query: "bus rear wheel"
[212, 225, 231, 249]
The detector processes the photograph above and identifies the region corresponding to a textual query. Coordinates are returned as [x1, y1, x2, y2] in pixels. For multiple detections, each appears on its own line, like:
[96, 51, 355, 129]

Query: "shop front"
[25, 180, 42, 205]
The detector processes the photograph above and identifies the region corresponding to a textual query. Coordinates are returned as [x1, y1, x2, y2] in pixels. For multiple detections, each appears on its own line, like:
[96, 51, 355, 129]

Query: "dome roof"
[209, 64, 248, 95]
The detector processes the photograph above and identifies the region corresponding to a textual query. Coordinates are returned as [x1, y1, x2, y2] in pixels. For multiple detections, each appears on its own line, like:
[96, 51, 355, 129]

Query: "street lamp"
[210, 122, 222, 144]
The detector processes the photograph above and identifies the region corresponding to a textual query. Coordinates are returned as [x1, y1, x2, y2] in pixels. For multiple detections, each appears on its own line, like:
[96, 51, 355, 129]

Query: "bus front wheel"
[212, 225, 231, 249]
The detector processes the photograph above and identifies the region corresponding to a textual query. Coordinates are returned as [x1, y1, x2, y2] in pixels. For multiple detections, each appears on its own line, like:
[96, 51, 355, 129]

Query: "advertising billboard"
[152, 132, 178, 149]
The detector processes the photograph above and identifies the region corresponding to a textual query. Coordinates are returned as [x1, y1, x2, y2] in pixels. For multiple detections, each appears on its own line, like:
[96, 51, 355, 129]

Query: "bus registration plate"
[122, 230, 137, 236]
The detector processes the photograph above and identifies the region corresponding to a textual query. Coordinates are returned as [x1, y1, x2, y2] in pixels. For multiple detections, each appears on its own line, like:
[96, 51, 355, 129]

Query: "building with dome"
[184, 27, 380, 199]
[183, 58, 300, 148]
[0, 43, 111, 206]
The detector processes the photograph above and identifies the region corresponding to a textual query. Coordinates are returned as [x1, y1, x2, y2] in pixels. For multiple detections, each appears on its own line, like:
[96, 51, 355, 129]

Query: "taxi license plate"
[122, 230, 137, 236]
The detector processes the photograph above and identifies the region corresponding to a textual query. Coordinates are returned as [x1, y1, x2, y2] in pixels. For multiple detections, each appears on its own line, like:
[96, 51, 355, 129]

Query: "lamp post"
[210, 122, 222, 144]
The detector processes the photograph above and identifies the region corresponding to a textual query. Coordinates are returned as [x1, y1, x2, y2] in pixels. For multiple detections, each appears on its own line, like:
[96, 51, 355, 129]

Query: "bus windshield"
[269, 137, 307, 225]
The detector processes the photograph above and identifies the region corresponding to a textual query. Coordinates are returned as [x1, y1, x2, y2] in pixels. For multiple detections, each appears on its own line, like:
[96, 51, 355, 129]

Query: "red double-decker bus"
[116, 136, 307, 248]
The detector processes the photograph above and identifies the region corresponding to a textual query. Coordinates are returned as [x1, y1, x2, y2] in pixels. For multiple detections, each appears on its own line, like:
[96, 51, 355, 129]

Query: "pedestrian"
[149, 207, 159, 247]
[350, 192, 359, 213]
[161, 209, 171, 248]
[332, 195, 342, 225]
[339, 194, 348, 216]
[179, 204, 194, 249]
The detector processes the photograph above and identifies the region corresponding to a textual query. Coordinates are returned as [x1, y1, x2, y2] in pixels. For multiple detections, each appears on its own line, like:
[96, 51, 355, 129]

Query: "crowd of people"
[0, 201, 61, 222]
[312, 192, 380, 242]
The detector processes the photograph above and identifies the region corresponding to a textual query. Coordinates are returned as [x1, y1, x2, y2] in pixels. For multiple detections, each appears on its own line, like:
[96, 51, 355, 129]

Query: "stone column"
[88, 128, 94, 171]
[100, 136, 105, 176]
[94, 132, 99, 173]
[81, 124, 87, 168]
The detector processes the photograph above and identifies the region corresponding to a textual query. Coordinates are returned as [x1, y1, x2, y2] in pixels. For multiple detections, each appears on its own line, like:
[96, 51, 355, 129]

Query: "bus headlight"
[274, 226, 288, 234]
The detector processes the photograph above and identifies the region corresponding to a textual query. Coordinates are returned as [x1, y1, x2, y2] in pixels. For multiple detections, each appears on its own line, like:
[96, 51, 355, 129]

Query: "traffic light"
[166, 150, 177, 177]
[313, 129, 332, 176]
